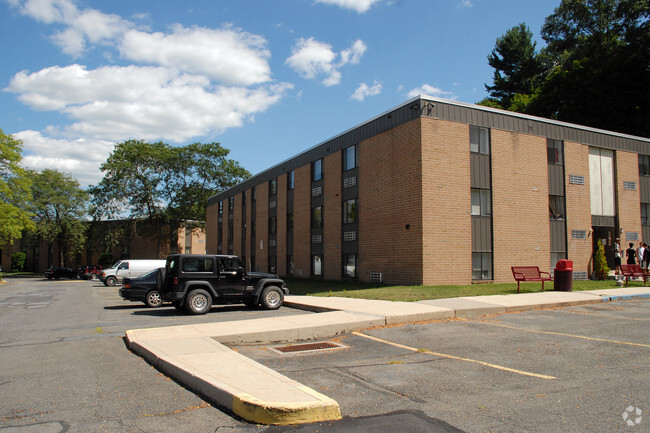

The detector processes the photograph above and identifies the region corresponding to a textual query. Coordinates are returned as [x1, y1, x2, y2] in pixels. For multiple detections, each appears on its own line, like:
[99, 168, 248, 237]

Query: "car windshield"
[108, 261, 121, 269]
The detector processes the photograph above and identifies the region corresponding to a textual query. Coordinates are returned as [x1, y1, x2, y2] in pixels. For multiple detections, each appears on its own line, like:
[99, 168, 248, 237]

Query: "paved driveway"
[235, 299, 649, 432]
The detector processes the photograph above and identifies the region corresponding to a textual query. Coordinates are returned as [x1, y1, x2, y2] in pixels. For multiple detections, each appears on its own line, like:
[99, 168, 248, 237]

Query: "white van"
[100, 259, 166, 287]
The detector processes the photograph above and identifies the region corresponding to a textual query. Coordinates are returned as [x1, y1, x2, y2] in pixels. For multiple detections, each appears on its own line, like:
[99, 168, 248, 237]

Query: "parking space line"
[477, 322, 650, 348]
[562, 310, 650, 322]
[352, 331, 556, 380]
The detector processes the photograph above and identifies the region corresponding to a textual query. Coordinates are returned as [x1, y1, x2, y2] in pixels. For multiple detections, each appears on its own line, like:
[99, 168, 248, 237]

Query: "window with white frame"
[343, 199, 357, 223]
[471, 188, 491, 216]
[470, 126, 490, 154]
[344, 145, 358, 171]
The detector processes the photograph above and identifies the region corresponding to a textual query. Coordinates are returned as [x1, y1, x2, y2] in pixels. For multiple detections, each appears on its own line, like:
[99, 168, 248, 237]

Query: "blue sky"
[1, 0, 560, 187]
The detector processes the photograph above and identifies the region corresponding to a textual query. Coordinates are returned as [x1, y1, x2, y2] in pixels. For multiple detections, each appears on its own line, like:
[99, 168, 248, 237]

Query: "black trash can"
[554, 259, 573, 291]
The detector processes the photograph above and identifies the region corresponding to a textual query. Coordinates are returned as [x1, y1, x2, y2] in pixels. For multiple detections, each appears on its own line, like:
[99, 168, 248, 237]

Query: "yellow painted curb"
[232, 386, 341, 425]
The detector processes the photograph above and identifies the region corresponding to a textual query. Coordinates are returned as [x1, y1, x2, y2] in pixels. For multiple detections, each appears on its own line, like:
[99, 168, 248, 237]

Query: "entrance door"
[592, 226, 615, 270]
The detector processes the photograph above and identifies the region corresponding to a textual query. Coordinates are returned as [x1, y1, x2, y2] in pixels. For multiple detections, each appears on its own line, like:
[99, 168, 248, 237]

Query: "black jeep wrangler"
[156, 254, 289, 315]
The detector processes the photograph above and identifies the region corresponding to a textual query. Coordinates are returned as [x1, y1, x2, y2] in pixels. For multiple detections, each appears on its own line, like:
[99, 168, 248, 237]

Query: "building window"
[313, 159, 323, 181]
[549, 195, 565, 220]
[252, 187, 256, 202]
[471, 189, 491, 216]
[312, 206, 323, 228]
[640, 155, 650, 176]
[268, 255, 276, 274]
[229, 196, 234, 211]
[343, 254, 357, 278]
[288, 171, 295, 190]
[470, 126, 490, 155]
[344, 145, 358, 171]
[472, 252, 492, 280]
[269, 216, 277, 235]
[343, 199, 358, 223]
[547, 139, 564, 165]
[642, 203, 650, 225]
[218, 201, 223, 215]
[269, 178, 277, 196]
[287, 212, 294, 232]
[312, 255, 322, 276]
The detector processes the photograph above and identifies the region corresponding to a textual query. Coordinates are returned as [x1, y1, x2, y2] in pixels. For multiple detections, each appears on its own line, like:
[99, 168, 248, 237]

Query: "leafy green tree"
[480, 23, 547, 111]
[0, 129, 35, 248]
[11, 252, 26, 272]
[532, 0, 649, 136]
[593, 239, 610, 280]
[482, 0, 649, 137]
[30, 169, 88, 267]
[90, 140, 250, 256]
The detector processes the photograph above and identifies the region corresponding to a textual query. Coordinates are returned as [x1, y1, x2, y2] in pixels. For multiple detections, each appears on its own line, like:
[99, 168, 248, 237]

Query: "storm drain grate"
[269, 341, 347, 355]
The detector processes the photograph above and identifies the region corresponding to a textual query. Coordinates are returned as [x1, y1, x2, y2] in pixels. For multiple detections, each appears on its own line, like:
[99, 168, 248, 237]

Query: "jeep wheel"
[260, 286, 284, 310]
[105, 276, 117, 287]
[185, 289, 212, 315]
[144, 290, 162, 308]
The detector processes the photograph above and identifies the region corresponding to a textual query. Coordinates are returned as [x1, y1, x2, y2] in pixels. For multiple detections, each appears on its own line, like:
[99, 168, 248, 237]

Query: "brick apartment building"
[206, 96, 650, 285]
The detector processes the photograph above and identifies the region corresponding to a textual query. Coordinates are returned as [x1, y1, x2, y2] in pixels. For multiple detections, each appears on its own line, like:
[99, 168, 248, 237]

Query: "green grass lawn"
[285, 277, 634, 302]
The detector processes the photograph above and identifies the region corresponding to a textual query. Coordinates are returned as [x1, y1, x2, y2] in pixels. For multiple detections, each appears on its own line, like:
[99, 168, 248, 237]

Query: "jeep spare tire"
[260, 286, 284, 310]
[155, 267, 166, 290]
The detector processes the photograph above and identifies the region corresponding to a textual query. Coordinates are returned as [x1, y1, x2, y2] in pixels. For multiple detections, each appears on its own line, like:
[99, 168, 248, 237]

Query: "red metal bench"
[511, 266, 552, 293]
[620, 264, 647, 286]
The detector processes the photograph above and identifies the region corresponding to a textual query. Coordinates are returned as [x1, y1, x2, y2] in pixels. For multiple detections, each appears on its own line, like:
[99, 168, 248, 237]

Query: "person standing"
[615, 239, 622, 275]
[626, 242, 637, 265]
[637, 242, 645, 268]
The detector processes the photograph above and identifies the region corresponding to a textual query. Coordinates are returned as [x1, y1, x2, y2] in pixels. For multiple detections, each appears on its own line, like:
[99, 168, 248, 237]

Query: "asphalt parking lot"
[235, 299, 649, 432]
[0, 278, 647, 432]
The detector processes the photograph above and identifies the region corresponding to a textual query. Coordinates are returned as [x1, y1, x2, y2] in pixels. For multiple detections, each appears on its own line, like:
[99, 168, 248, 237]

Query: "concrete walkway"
[124, 288, 649, 425]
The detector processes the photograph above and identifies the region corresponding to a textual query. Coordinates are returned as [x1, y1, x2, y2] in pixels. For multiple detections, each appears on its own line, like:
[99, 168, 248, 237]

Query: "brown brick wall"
[233, 193, 243, 257]
[245, 190, 253, 270]
[293, 165, 311, 277]
[221, 199, 228, 254]
[277, 174, 288, 276]
[206, 202, 218, 254]
[491, 130, 550, 281]
[564, 141, 592, 273]
[255, 182, 269, 272]
[421, 118, 472, 285]
[359, 119, 423, 284]
[324, 152, 342, 280]
[617, 151, 642, 243]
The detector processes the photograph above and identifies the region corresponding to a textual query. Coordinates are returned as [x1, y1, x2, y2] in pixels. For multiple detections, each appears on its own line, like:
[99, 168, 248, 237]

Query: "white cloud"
[407, 84, 456, 100]
[120, 25, 272, 86]
[457, 0, 474, 8]
[350, 81, 382, 101]
[14, 130, 115, 187]
[286, 38, 366, 86]
[6, 0, 296, 187]
[11, 0, 133, 56]
[315, 0, 381, 13]
[6, 64, 293, 143]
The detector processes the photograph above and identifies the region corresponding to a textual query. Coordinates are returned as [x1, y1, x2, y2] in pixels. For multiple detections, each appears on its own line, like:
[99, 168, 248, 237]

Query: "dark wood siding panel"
[470, 153, 491, 189]
[640, 177, 650, 203]
[471, 216, 492, 252]
[550, 220, 567, 252]
[548, 164, 565, 196]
